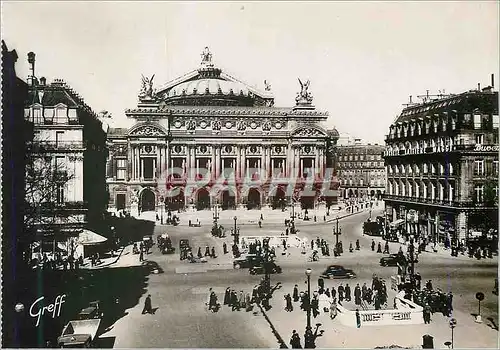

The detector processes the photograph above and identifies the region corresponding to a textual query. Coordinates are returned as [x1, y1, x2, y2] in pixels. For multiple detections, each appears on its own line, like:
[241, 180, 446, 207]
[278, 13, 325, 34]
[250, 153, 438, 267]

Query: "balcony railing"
[34, 201, 88, 210]
[31, 141, 85, 151]
[383, 194, 498, 209]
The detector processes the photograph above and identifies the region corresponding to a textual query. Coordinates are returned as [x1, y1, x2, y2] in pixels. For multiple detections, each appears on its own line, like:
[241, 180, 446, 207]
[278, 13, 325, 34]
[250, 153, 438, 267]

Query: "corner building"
[384, 83, 498, 246]
[107, 48, 339, 214]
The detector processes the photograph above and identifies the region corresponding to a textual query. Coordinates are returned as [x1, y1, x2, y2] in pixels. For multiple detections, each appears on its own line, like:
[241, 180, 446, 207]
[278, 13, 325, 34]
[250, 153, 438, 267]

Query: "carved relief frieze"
[292, 127, 325, 137]
[262, 120, 272, 132]
[68, 155, 84, 162]
[141, 145, 157, 154]
[132, 125, 165, 137]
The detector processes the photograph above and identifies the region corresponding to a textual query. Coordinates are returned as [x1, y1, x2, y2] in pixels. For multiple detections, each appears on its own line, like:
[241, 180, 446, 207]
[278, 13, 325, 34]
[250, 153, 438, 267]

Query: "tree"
[22, 142, 79, 263]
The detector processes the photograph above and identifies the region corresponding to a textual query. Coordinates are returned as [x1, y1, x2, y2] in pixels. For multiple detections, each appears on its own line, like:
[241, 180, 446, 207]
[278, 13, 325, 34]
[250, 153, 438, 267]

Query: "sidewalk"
[260, 291, 498, 348]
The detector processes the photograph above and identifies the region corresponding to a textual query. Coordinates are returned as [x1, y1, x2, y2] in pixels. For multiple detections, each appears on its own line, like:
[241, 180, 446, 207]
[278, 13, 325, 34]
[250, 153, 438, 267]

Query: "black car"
[249, 262, 283, 275]
[379, 254, 403, 267]
[321, 265, 356, 279]
[233, 254, 264, 269]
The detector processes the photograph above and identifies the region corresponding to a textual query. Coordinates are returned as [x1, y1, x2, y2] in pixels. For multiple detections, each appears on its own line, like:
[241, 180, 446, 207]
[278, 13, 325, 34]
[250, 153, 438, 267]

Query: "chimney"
[409, 95, 412, 103]
[27, 51, 36, 86]
[40, 77, 46, 86]
[491, 74, 495, 88]
[478, 83, 481, 91]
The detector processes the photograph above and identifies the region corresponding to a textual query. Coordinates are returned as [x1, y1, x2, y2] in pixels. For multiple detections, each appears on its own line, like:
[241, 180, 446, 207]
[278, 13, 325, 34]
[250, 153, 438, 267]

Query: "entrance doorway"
[196, 188, 211, 210]
[272, 187, 287, 210]
[140, 188, 155, 212]
[221, 189, 236, 210]
[247, 188, 261, 210]
[116, 193, 126, 210]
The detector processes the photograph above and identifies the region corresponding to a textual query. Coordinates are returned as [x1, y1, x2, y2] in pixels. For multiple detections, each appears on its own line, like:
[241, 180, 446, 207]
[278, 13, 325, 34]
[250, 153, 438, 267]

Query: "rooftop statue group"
[139, 74, 156, 101]
[296, 78, 313, 105]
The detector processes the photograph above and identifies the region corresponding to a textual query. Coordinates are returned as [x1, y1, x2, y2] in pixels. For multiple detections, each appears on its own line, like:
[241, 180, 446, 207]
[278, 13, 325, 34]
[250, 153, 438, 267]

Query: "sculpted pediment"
[291, 127, 327, 137]
[128, 124, 166, 137]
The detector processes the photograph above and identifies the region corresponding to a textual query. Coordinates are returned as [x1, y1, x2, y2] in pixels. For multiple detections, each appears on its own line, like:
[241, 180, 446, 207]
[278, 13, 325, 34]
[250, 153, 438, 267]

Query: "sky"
[2, 1, 498, 144]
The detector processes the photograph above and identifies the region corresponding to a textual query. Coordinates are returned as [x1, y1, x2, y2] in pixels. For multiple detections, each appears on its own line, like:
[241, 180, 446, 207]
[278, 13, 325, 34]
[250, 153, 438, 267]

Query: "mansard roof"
[394, 89, 498, 124]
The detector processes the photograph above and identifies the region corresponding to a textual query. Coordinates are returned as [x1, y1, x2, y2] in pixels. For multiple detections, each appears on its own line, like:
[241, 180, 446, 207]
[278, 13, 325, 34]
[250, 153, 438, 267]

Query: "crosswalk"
[175, 263, 234, 274]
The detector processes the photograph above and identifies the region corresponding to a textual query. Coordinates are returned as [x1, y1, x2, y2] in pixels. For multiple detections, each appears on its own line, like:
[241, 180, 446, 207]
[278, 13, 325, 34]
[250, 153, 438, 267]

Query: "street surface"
[101, 206, 498, 348]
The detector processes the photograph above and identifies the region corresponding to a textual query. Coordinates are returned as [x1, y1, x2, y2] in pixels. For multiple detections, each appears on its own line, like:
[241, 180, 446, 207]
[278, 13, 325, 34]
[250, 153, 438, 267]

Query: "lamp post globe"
[15, 303, 24, 313]
[306, 268, 312, 276]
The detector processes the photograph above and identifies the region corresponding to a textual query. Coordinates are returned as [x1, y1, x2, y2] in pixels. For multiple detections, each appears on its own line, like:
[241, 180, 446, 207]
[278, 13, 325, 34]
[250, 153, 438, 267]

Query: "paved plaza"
[96, 206, 498, 348]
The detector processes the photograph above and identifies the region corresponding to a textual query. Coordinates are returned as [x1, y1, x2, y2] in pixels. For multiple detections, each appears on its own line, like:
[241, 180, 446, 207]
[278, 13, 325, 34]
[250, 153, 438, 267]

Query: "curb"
[257, 303, 288, 349]
[326, 208, 372, 223]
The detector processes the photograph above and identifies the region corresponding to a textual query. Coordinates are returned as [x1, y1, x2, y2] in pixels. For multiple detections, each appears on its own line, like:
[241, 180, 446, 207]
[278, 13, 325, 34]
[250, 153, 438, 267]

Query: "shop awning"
[78, 229, 108, 246]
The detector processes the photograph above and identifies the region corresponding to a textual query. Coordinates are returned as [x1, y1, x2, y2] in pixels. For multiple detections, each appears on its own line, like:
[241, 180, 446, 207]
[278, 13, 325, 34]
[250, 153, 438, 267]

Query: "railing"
[32, 141, 85, 151]
[383, 194, 498, 209]
[33, 201, 88, 210]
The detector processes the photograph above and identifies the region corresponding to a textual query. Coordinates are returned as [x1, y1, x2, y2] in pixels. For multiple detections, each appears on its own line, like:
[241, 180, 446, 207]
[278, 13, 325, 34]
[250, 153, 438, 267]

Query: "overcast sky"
[2, 1, 498, 144]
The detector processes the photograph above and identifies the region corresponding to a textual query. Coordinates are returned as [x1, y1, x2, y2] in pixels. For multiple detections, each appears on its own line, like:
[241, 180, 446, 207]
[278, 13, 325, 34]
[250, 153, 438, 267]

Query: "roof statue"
[139, 74, 156, 101]
[200, 46, 214, 67]
[296, 78, 313, 105]
[264, 80, 272, 91]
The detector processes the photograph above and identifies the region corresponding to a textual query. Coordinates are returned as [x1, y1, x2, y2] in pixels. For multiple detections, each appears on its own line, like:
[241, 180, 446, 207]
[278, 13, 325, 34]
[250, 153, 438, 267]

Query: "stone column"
[156, 146, 160, 180]
[140, 158, 144, 181]
[211, 147, 216, 180]
[266, 147, 271, 178]
[315, 148, 320, 177]
[190, 147, 196, 171]
[319, 147, 325, 177]
[127, 141, 132, 181]
[241, 146, 246, 178]
[261, 147, 266, 178]
[236, 146, 241, 179]
[215, 146, 221, 178]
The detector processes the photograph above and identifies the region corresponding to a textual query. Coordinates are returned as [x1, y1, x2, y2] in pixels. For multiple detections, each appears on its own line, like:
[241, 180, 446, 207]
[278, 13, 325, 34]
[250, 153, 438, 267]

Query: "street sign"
[449, 318, 457, 327]
[476, 292, 485, 301]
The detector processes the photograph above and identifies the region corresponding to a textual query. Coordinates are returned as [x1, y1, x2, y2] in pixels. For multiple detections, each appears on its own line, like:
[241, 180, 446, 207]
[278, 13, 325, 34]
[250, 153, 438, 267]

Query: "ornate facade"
[384, 83, 498, 244]
[337, 142, 385, 199]
[107, 48, 339, 214]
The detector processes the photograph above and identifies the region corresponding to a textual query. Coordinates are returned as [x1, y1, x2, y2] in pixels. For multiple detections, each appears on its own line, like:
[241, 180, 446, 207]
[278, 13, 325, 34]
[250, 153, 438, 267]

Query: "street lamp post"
[160, 196, 164, 225]
[213, 199, 219, 224]
[233, 216, 239, 245]
[305, 268, 312, 330]
[333, 217, 341, 255]
[449, 318, 457, 349]
[409, 234, 415, 284]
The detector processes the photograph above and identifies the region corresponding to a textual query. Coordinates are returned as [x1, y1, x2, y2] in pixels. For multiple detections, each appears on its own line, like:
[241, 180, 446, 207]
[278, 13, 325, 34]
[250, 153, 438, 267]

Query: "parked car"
[142, 235, 154, 249]
[233, 254, 264, 269]
[320, 265, 356, 279]
[57, 319, 101, 348]
[249, 262, 282, 275]
[77, 301, 102, 320]
[379, 254, 404, 267]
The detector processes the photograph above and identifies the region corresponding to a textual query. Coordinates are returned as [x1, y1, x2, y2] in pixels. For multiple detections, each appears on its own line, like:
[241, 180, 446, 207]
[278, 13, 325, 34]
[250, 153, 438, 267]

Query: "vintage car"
[57, 319, 101, 348]
[77, 301, 102, 320]
[320, 265, 356, 279]
[233, 254, 265, 269]
[249, 262, 283, 275]
[379, 254, 404, 267]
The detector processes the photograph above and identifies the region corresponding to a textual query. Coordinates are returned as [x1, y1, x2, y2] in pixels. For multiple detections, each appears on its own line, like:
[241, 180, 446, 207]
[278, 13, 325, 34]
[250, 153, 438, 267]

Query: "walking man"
[290, 330, 302, 349]
[142, 294, 154, 314]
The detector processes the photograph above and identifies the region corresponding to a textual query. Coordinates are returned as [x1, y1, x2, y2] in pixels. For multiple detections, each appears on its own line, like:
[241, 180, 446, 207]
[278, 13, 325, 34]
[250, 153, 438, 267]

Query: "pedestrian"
[325, 287, 331, 298]
[354, 284, 362, 305]
[356, 309, 361, 328]
[338, 283, 344, 302]
[311, 295, 319, 318]
[371, 240, 375, 251]
[285, 294, 293, 312]
[197, 247, 202, 258]
[224, 287, 230, 305]
[330, 297, 337, 319]
[139, 249, 144, 262]
[384, 241, 390, 254]
[231, 290, 239, 311]
[356, 239, 360, 250]
[377, 242, 382, 253]
[223, 242, 228, 254]
[142, 294, 153, 314]
[345, 283, 352, 302]
[211, 247, 216, 258]
[318, 277, 325, 290]
[423, 304, 432, 324]
[209, 291, 219, 312]
[362, 283, 367, 301]
[330, 286, 336, 299]
[293, 284, 299, 302]
[290, 330, 302, 349]
[205, 246, 210, 257]
[238, 291, 245, 309]
[310, 240, 314, 251]
[426, 280, 433, 291]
